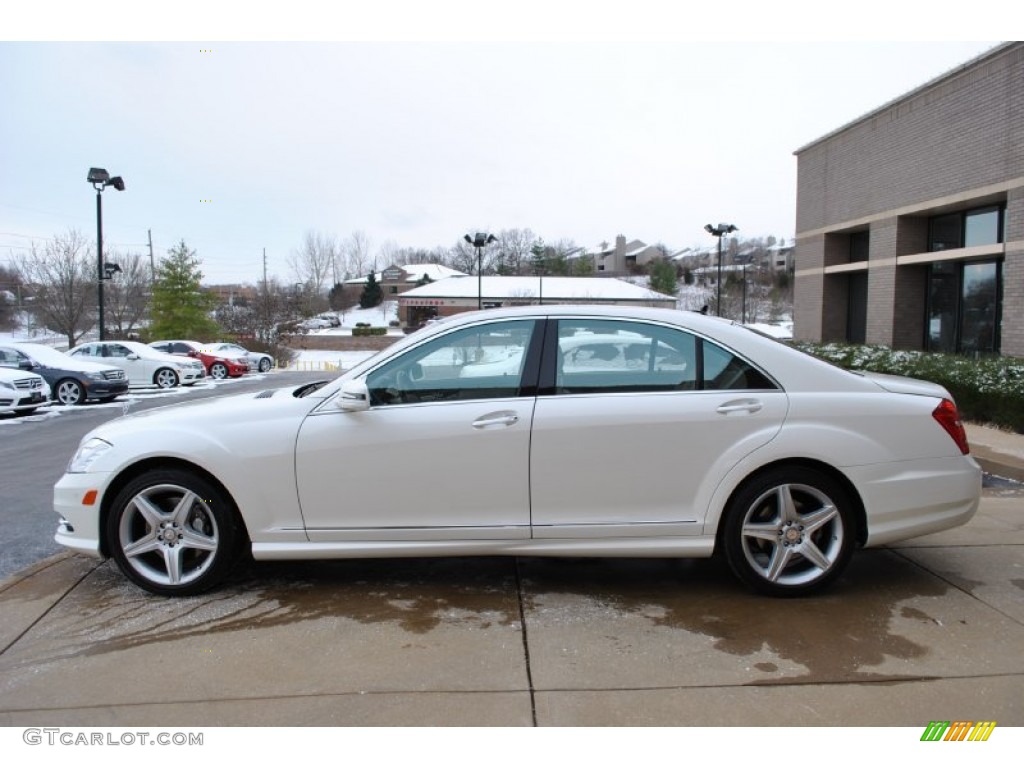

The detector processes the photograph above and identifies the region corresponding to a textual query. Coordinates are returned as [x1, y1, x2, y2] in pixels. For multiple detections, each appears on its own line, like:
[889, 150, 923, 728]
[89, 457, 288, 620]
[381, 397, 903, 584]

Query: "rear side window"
[551, 319, 775, 395]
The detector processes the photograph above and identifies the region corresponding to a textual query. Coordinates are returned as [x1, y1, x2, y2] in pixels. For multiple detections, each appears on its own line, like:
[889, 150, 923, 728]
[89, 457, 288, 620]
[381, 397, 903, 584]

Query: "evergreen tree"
[359, 272, 383, 308]
[649, 259, 679, 297]
[148, 240, 221, 340]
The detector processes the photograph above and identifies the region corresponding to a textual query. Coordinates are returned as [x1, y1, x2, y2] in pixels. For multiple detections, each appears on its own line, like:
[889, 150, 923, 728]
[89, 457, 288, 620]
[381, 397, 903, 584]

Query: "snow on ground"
[301, 302, 401, 336]
[288, 349, 379, 372]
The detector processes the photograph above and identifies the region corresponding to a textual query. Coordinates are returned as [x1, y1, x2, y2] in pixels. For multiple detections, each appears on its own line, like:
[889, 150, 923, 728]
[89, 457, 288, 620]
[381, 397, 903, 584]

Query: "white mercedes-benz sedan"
[53, 306, 981, 597]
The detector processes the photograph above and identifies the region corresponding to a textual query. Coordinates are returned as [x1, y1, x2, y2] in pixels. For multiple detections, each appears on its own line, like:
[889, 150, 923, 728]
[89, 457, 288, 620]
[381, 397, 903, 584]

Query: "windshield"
[15, 343, 74, 366]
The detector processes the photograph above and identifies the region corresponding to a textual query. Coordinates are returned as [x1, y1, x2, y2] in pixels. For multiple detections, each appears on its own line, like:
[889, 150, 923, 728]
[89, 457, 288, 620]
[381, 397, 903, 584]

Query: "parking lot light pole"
[704, 222, 737, 317]
[88, 167, 125, 341]
[464, 232, 497, 310]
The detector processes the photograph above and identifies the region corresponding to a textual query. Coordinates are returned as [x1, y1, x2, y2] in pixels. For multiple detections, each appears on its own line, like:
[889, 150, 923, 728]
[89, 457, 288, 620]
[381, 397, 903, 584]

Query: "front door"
[294, 318, 541, 540]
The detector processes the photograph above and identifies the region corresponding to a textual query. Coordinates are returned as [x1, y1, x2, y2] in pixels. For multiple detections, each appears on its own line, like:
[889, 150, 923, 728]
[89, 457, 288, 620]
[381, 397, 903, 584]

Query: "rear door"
[529, 317, 788, 538]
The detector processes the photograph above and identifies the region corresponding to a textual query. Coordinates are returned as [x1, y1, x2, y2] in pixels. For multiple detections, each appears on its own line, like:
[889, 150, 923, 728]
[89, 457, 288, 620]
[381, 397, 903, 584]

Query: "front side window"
[366, 319, 537, 406]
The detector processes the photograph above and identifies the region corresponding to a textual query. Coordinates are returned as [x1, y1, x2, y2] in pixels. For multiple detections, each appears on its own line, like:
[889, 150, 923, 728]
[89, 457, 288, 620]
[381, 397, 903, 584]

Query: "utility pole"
[148, 229, 155, 282]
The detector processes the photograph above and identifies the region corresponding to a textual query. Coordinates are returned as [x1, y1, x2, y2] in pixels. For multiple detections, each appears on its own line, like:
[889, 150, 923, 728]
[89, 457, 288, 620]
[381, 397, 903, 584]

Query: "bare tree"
[104, 252, 150, 337]
[342, 230, 372, 279]
[375, 239, 401, 268]
[445, 238, 482, 275]
[287, 230, 336, 298]
[495, 228, 537, 275]
[15, 229, 95, 347]
[0, 264, 23, 331]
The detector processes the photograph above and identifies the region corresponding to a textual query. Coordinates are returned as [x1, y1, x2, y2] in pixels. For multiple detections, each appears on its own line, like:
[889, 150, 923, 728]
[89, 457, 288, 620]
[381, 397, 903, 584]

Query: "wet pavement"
[0, 422, 1021, 726]
[0, 484, 1021, 727]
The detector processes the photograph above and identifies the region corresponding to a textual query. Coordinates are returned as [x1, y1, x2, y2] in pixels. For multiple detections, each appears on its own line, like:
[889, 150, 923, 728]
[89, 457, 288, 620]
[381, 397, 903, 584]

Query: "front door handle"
[472, 411, 519, 429]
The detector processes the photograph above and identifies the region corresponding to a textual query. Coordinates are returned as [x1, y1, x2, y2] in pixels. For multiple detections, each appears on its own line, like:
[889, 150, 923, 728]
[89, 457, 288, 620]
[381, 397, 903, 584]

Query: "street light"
[704, 222, 738, 317]
[88, 167, 125, 341]
[464, 232, 497, 310]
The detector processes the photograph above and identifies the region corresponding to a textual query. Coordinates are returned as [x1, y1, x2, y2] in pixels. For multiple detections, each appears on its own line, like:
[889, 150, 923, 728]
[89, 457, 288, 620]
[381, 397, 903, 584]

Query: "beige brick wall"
[794, 43, 1024, 353]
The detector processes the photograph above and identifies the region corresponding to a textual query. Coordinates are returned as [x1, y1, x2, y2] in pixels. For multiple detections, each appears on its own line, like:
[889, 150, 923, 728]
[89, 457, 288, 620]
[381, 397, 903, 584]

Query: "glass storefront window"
[960, 262, 999, 355]
[926, 260, 1001, 355]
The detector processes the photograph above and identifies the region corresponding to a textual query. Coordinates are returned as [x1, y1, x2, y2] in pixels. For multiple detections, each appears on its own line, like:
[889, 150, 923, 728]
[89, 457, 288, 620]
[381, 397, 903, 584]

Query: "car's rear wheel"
[55, 378, 85, 405]
[154, 368, 178, 389]
[258, 357, 271, 372]
[106, 469, 239, 596]
[722, 467, 856, 597]
[210, 362, 228, 379]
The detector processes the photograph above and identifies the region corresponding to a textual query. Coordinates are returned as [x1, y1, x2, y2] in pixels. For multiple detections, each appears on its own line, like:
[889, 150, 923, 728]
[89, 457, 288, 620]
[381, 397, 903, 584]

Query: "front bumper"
[53, 471, 108, 557]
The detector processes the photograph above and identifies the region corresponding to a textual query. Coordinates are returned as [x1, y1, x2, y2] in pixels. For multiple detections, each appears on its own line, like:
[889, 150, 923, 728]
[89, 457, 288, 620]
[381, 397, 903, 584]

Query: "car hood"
[93, 384, 328, 438]
[51, 357, 120, 375]
[857, 371, 952, 400]
[0, 367, 43, 384]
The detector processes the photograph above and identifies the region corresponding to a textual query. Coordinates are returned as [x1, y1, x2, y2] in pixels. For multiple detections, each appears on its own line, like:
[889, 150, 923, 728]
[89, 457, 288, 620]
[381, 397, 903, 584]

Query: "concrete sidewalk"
[0, 425, 1021, 727]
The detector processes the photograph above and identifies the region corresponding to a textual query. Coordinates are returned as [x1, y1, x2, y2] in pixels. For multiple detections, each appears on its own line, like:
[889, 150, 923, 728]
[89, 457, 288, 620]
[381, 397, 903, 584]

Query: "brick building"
[793, 42, 1023, 357]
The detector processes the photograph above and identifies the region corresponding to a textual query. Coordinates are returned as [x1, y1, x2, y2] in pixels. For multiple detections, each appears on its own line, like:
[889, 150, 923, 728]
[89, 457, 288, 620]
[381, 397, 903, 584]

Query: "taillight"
[932, 398, 969, 455]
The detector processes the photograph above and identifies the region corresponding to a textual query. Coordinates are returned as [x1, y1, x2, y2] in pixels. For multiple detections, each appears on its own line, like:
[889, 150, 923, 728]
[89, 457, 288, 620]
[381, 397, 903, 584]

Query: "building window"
[849, 230, 869, 261]
[926, 259, 1001, 355]
[846, 272, 868, 344]
[928, 205, 1005, 251]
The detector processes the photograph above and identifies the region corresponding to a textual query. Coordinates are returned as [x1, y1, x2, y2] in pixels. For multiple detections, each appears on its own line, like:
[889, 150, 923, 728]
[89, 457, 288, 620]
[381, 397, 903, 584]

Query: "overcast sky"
[0, 5, 1004, 284]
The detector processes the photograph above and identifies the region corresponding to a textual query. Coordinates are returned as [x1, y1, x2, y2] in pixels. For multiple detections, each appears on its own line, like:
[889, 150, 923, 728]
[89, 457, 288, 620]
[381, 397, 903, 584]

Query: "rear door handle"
[716, 399, 763, 415]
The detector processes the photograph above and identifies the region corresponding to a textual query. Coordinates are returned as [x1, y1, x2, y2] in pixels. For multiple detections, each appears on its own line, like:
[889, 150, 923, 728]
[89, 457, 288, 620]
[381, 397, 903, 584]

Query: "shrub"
[352, 326, 388, 337]
[793, 342, 1024, 433]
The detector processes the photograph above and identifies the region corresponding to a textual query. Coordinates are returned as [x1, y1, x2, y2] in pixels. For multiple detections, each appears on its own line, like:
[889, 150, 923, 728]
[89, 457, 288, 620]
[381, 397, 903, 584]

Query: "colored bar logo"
[921, 721, 996, 741]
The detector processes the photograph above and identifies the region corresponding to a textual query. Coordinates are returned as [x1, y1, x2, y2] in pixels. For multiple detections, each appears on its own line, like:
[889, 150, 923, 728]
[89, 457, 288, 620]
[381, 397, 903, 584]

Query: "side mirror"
[20, 360, 34, 371]
[127, 353, 139, 360]
[409, 362, 424, 381]
[336, 380, 370, 412]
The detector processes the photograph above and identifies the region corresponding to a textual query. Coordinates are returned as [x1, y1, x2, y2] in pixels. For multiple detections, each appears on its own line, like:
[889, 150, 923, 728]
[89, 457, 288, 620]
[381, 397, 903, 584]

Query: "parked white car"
[54, 305, 980, 597]
[66, 340, 205, 388]
[0, 366, 50, 415]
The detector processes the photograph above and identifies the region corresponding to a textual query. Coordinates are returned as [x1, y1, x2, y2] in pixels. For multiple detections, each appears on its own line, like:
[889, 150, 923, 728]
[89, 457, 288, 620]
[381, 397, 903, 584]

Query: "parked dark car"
[0, 342, 129, 405]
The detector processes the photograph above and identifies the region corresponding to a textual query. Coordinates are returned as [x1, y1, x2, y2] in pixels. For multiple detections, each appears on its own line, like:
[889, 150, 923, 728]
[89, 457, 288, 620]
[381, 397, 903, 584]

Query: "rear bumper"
[848, 455, 982, 547]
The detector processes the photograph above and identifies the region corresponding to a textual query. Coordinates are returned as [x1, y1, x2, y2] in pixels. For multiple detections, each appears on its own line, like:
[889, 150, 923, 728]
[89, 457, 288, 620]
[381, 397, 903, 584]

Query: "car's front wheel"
[257, 357, 271, 373]
[55, 378, 85, 405]
[209, 362, 228, 379]
[154, 368, 179, 389]
[105, 469, 240, 596]
[722, 467, 856, 597]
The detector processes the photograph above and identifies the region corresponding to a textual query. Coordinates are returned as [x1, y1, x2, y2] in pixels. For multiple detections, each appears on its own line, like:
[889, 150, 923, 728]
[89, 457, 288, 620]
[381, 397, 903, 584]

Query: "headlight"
[68, 437, 113, 473]
[87, 372, 105, 381]
[0, 380, 13, 392]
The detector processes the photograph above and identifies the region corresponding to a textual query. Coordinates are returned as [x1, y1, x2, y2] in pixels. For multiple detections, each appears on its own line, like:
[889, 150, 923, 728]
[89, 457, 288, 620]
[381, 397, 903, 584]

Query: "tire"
[55, 378, 85, 405]
[210, 362, 229, 379]
[257, 357, 272, 373]
[154, 367, 179, 389]
[105, 469, 240, 596]
[721, 467, 857, 597]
